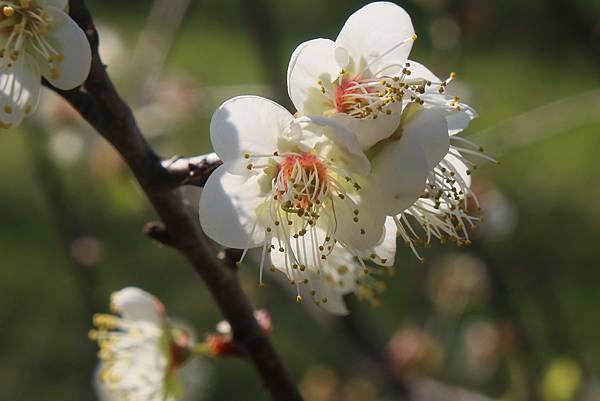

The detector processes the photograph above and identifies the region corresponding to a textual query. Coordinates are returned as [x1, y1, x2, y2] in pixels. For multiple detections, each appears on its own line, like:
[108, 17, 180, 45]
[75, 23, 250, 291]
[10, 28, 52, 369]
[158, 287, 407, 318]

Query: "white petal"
[402, 108, 450, 169]
[370, 135, 428, 215]
[406, 59, 441, 83]
[287, 39, 339, 114]
[42, 7, 92, 90]
[369, 216, 397, 266]
[333, 190, 386, 251]
[308, 272, 349, 315]
[199, 162, 267, 249]
[296, 115, 371, 174]
[210, 96, 293, 162]
[447, 107, 477, 135]
[334, 46, 350, 69]
[407, 60, 478, 135]
[336, 2, 414, 75]
[111, 287, 163, 324]
[0, 54, 41, 128]
[333, 102, 402, 150]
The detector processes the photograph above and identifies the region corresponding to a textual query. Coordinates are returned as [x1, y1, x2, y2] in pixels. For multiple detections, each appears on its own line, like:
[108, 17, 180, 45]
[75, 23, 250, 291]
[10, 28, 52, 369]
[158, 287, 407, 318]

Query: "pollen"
[2, 6, 14, 17]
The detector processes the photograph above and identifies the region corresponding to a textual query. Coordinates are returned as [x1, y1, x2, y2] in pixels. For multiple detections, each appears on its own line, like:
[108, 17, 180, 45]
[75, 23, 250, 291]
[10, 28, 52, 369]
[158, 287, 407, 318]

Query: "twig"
[161, 153, 222, 187]
[48, 2, 304, 400]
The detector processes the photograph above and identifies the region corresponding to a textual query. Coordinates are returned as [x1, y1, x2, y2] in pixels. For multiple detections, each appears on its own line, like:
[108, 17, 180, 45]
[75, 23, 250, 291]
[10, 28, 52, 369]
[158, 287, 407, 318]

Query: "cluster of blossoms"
[90, 287, 272, 401]
[199, 1, 493, 314]
[0, 0, 91, 128]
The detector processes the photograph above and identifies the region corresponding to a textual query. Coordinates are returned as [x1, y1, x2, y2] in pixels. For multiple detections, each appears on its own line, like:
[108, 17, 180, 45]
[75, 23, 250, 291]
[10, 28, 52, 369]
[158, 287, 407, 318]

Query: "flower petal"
[0, 53, 41, 128]
[368, 216, 397, 266]
[42, 7, 92, 90]
[199, 162, 267, 249]
[446, 107, 477, 135]
[333, 189, 386, 251]
[210, 96, 293, 162]
[308, 272, 349, 315]
[406, 59, 441, 83]
[370, 135, 428, 215]
[111, 287, 163, 324]
[287, 39, 339, 114]
[336, 2, 414, 75]
[333, 102, 402, 150]
[402, 107, 450, 169]
[407, 60, 478, 135]
[296, 115, 371, 175]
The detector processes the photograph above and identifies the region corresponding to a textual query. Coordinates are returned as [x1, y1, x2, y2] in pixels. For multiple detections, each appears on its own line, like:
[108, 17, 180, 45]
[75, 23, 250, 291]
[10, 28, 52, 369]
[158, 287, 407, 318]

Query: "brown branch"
[48, 2, 304, 400]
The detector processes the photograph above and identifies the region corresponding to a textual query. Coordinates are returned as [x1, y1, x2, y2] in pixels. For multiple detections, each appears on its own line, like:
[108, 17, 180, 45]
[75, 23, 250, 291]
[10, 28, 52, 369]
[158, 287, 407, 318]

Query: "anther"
[2, 6, 14, 17]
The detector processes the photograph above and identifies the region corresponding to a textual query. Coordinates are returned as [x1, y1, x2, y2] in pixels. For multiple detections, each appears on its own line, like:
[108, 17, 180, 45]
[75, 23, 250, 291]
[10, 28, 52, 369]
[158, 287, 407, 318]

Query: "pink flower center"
[274, 153, 329, 215]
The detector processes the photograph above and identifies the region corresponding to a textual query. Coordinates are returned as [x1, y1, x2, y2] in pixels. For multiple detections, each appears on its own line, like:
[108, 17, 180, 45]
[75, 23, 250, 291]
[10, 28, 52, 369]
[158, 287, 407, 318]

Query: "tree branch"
[50, 2, 304, 400]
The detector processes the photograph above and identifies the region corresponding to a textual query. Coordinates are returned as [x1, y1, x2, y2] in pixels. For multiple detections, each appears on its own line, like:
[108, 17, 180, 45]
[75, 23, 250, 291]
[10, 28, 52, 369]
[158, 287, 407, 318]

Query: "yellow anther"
[3, 106, 12, 114]
[450, 72, 457, 80]
[2, 6, 14, 17]
[24, 104, 32, 114]
[411, 33, 418, 41]
[20, 0, 30, 8]
[296, 295, 302, 303]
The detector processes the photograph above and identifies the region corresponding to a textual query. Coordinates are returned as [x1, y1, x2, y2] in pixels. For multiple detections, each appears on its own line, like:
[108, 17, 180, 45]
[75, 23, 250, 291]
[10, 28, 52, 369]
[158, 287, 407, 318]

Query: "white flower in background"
[271, 217, 397, 314]
[287, 1, 474, 150]
[0, 0, 91, 128]
[199, 96, 388, 300]
[90, 287, 193, 401]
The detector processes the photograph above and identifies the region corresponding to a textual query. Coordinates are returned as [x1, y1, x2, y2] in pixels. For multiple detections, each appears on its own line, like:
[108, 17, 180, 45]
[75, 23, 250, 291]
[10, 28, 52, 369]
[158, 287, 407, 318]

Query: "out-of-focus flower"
[69, 235, 104, 266]
[427, 253, 489, 314]
[540, 358, 583, 401]
[462, 321, 501, 380]
[203, 309, 272, 357]
[90, 287, 195, 401]
[473, 181, 518, 240]
[340, 378, 378, 401]
[199, 96, 388, 302]
[387, 326, 445, 375]
[300, 366, 339, 401]
[0, 0, 91, 128]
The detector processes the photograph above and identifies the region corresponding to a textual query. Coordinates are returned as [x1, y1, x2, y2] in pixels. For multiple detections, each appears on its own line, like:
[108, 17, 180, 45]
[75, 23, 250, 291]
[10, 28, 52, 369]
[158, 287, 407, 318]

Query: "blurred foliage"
[0, 1, 599, 401]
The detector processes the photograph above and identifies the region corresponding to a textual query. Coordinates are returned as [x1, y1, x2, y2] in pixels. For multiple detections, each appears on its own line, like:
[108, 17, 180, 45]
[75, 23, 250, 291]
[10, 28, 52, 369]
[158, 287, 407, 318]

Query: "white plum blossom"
[287, 1, 473, 150]
[90, 288, 193, 401]
[198, 95, 389, 300]
[0, 0, 91, 128]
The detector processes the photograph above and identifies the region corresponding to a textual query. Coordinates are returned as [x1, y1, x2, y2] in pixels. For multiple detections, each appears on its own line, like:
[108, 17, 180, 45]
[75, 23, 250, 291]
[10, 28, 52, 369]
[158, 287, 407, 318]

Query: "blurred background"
[1, 0, 599, 400]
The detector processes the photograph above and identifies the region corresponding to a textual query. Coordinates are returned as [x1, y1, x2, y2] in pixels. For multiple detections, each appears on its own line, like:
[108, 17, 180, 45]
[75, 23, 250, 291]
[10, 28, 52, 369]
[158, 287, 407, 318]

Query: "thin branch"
[48, 2, 304, 400]
[161, 153, 222, 187]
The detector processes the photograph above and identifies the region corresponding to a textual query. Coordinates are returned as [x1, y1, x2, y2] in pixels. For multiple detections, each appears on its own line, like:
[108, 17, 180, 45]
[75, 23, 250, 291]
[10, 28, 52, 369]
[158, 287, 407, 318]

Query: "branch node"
[143, 221, 175, 247]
